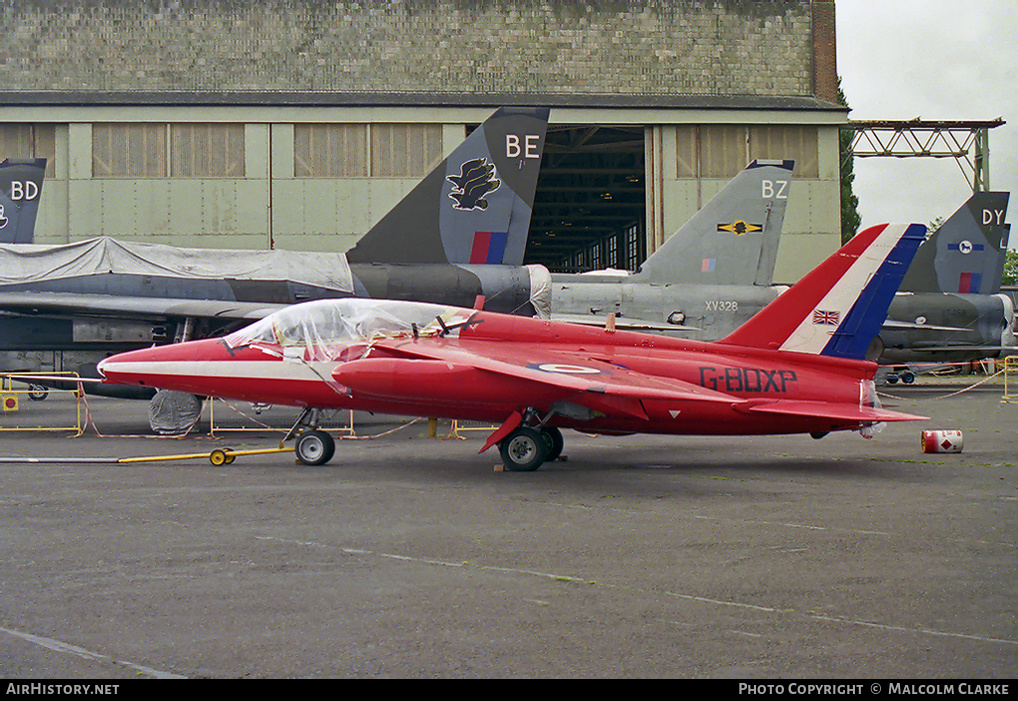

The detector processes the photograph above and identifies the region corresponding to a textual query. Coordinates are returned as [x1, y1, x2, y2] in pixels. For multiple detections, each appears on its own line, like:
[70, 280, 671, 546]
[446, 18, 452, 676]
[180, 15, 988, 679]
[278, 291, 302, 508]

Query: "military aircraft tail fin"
[345, 107, 549, 267]
[899, 191, 1010, 295]
[633, 159, 793, 286]
[0, 158, 46, 244]
[720, 222, 926, 359]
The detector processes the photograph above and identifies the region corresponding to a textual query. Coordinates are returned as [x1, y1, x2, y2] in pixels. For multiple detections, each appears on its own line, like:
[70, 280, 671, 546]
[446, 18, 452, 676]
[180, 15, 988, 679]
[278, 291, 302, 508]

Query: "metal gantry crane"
[845, 118, 1005, 191]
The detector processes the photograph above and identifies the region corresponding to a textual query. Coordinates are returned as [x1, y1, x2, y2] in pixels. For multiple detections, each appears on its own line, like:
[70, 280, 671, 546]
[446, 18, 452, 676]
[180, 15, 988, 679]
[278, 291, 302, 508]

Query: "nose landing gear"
[285, 408, 337, 466]
[294, 429, 336, 466]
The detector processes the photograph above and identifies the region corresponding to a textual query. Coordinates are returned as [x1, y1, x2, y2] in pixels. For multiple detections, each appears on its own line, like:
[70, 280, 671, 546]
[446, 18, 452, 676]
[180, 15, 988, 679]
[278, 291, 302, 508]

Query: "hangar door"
[525, 125, 646, 273]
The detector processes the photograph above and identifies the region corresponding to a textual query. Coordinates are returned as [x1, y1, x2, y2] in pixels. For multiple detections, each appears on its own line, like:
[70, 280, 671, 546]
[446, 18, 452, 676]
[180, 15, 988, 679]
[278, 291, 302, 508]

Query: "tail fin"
[721, 223, 926, 359]
[345, 107, 550, 266]
[633, 159, 793, 286]
[899, 191, 1010, 295]
[0, 158, 46, 244]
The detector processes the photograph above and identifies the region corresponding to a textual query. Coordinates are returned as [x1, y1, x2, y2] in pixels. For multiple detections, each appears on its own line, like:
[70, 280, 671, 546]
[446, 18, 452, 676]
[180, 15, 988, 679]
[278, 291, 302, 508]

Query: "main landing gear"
[498, 424, 564, 472]
[282, 406, 567, 471]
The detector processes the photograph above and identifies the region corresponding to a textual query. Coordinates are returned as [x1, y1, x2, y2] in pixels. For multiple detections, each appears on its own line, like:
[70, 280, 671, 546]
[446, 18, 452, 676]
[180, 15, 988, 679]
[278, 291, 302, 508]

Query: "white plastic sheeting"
[225, 298, 477, 361]
[526, 263, 552, 319]
[0, 237, 355, 292]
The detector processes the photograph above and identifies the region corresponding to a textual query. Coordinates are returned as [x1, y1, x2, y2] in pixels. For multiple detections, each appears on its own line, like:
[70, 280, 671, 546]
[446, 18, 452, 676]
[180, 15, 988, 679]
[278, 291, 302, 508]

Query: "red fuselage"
[98, 309, 888, 437]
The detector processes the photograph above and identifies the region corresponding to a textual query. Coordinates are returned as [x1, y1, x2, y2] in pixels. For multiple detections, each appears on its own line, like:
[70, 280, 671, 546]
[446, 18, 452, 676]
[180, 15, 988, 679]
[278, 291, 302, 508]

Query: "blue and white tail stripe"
[721, 222, 926, 358]
[778, 223, 926, 358]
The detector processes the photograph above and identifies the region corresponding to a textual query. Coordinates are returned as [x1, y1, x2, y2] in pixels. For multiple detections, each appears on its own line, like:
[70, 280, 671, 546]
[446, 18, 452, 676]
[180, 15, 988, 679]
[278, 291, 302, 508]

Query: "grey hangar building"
[0, 0, 845, 283]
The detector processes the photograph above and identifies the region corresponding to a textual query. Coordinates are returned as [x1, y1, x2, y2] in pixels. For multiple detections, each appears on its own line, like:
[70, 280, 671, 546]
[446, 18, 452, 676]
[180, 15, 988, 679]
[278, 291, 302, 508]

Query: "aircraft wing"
[0, 291, 285, 320]
[735, 398, 927, 423]
[369, 339, 738, 412]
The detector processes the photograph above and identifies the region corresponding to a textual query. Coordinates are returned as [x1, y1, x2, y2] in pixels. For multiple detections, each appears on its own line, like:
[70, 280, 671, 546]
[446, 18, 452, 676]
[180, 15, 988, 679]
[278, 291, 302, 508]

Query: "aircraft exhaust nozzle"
[995, 293, 1015, 354]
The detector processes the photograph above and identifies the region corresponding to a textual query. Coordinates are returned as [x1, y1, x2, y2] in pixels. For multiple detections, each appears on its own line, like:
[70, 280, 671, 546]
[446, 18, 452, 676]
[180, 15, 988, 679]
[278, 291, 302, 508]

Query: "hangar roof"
[0, 91, 845, 114]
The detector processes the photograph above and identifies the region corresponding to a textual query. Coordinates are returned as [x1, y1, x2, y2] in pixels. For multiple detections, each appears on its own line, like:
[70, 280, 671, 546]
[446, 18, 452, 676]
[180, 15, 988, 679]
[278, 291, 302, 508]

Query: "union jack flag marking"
[812, 309, 840, 326]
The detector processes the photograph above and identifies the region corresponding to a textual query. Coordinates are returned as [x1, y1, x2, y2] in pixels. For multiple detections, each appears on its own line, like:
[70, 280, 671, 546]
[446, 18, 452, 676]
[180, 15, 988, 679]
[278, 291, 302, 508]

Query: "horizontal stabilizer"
[736, 398, 927, 423]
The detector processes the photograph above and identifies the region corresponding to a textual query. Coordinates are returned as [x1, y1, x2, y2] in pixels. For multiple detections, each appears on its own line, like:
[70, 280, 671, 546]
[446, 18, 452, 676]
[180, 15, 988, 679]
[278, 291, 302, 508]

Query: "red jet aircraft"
[98, 222, 928, 470]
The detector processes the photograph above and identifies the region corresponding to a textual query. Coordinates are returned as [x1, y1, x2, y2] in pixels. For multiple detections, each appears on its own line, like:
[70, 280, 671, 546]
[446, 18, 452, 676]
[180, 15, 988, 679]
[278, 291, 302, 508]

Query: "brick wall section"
[810, 0, 838, 103]
[1, 0, 821, 97]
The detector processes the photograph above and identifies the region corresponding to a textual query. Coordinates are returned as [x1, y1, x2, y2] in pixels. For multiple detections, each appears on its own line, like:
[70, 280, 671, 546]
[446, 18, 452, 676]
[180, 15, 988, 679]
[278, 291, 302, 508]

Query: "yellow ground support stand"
[1003, 357, 1018, 403]
[207, 399, 356, 437]
[0, 373, 84, 435]
[442, 418, 498, 440]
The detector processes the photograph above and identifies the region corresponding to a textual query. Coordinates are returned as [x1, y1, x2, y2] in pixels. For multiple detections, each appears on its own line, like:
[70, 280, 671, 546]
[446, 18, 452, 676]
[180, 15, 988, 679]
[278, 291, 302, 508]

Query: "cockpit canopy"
[225, 298, 475, 360]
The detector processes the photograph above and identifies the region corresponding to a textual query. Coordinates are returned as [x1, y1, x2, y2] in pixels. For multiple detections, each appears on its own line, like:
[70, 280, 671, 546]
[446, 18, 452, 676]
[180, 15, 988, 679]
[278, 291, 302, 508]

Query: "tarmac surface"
[0, 375, 1016, 678]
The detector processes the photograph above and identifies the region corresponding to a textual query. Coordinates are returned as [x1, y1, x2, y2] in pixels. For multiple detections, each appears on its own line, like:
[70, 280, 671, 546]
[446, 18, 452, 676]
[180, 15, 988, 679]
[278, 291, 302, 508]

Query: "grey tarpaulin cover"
[148, 389, 203, 435]
[0, 237, 355, 291]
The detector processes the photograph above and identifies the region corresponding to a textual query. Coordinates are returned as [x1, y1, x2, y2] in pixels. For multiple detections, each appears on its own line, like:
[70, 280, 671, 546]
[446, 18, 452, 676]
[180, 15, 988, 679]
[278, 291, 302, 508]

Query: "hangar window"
[0, 124, 56, 176]
[294, 124, 368, 177]
[294, 123, 442, 178]
[370, 124, 443, 177]
[625, 223, 642, 271]
[675, 124, 819, 179]
[93, 123, 167, 177]
[749, 125, 818, 178]
[170, 123, 245, 177]
[606, 234, 618, 269]
[93, 123, 246, 178]
[698, 125, 749, 179]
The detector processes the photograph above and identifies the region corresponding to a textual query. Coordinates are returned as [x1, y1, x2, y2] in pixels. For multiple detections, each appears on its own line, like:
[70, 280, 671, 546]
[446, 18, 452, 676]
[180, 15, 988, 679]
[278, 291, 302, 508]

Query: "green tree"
[1003, 250, 1018, 286]
[838, 79, 861, 244]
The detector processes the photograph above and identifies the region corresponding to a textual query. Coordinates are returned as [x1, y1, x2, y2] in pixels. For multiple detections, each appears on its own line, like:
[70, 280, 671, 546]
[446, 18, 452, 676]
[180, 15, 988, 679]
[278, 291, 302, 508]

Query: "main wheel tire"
[28, 385, 49, 401]
[499, 426, 547, 472]
[295, 430, 336, 466]
[540, 426, 564, 462]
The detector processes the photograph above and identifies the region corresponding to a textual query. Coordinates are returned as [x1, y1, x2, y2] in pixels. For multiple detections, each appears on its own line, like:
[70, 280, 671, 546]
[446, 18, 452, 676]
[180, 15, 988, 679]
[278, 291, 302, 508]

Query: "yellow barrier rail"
[206, 399, 356, 437]
[1003, 357, 1018, 403]
[0, 373, 84, 435]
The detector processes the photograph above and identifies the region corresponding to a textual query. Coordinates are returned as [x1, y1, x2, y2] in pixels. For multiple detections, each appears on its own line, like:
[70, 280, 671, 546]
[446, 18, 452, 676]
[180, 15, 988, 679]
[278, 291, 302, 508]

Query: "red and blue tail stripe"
[470, 231, 509, 264]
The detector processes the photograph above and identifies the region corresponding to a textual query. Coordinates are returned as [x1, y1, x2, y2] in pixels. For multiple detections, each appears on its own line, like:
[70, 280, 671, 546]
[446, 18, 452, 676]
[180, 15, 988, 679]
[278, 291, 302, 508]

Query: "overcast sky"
[835, 0, 1016, 244]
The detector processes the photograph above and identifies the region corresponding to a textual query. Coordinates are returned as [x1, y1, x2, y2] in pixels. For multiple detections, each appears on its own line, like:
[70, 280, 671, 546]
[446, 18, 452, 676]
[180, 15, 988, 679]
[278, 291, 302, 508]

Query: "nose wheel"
[294, 429, 336, 466]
